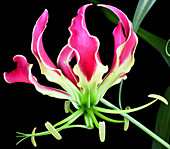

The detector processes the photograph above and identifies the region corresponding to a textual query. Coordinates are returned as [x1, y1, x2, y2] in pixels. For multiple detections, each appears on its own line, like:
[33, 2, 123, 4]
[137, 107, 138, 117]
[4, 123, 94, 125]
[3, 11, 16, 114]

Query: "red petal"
[57, 45, 78, 86]
[31, 9, 61, 75]
[68, 4, 102, 82]
[97, 4, 138, 98]
[4, 55, 31, 84]
[110, 21, 126, 73]
[4, 55, 71, 99]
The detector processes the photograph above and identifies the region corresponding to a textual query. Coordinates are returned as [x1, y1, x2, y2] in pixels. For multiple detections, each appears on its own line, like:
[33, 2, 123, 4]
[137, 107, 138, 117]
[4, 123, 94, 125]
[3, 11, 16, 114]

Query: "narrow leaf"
[45, 121, 62, 140]
[99, 121, 106, 142]
[152, 86, 170, 149]
[165, 39, 170, 56]
[100, 7, 119, 25]
[132, 0, 156, 33]
[137, 28, 170, 67]
[88, 0, 100, 4]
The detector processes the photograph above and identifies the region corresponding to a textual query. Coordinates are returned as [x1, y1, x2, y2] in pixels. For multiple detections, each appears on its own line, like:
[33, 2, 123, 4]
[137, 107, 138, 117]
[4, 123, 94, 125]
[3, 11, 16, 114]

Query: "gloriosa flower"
[5, 3, 162, 145]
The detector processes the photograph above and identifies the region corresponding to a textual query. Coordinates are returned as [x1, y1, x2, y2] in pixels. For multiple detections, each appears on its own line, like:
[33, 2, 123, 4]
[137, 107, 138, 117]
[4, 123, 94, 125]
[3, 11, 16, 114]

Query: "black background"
[1, 0, 169, 148]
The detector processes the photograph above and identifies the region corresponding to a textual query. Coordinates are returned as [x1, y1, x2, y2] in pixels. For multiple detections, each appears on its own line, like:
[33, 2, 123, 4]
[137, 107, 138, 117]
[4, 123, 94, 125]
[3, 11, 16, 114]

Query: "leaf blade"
[132, 0, 156, 33]
[151, 86, 170, 149]
[137, 27, 170, 67]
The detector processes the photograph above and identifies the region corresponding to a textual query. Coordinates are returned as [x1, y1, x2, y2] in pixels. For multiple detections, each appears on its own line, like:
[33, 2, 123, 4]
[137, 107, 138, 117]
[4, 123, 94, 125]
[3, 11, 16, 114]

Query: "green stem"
[16, 136, 29, 145]
[118, 80, 123, 110]
[84, 113, 94, 129]
[17, 124, 88, 138]
[100, 98, 170, 149]
[58, 110, 84, 130]
[94, 99, 157, 114]
[54, 108, 84, 127]
[17, 108, 85, 138]
[94, 110, 124, 123]
[86, 108, 99, 128]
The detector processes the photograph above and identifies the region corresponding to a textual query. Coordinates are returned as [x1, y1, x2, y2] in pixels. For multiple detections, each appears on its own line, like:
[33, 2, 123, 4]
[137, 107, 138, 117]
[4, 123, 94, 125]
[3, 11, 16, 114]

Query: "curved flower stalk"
[4, 4, 168, 147]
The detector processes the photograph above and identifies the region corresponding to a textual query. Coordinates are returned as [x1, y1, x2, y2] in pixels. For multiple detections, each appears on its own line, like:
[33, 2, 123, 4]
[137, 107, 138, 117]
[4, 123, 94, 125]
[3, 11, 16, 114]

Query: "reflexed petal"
[68, 4, 108, 86]
[32, 9, 59, 72]
[4, 55, 74, 101]
[57, 45, 78, 86]
[68, 4, 108, 105]
[31, 9, 81, 104]
[4, 55, 32, 84]
[31, 9, 63, 81]
[97, 4, 138, 98]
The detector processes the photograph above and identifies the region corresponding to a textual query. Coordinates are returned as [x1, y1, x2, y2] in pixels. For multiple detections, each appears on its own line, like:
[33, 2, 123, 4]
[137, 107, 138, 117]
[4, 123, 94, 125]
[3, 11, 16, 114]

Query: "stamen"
[99, 121, 106, 142]
[45, 122, 62, 140]
[31, 127, 37, 147]
[64, 100, 70, 113]
[148, 94, 168, 105]
[124, 106, 130, 131]
[94, 99, 157, 114]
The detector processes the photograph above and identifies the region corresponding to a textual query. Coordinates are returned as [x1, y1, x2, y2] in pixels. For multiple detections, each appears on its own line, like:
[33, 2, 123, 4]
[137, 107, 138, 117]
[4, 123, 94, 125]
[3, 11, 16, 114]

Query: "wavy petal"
[4, 55, 74, 101]
[4, 55, 32, 84]
[57, 45, 78, 86]
[31, 9, 64, 85]
[68, 4, 108, 105]
[97, 5, 138, 98]
[69, 4, 108, 84]
[31, 9, 81, 104]
[31, 9, 67, 86]
[32, 9, 59, 72]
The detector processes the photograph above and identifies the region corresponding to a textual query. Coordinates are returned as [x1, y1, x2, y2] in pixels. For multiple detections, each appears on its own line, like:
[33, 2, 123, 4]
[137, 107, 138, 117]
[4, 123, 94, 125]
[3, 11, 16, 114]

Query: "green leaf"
[88, 0, 100, 4]
[100, 7, 119, 25]
[152, 86, 170, 149]
[88, 0, 119, 24]
[132, 0, 156, 33]
[137, 28, 170, 67]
